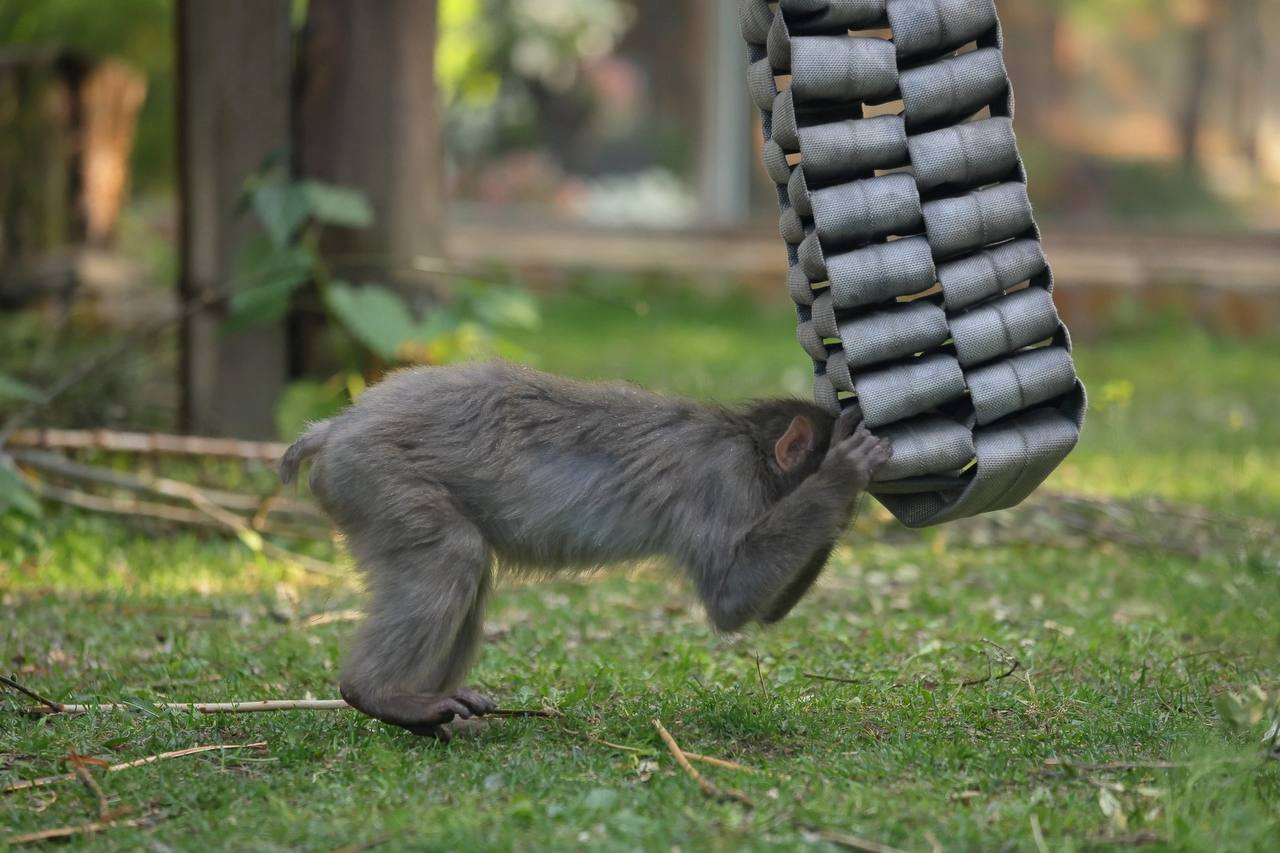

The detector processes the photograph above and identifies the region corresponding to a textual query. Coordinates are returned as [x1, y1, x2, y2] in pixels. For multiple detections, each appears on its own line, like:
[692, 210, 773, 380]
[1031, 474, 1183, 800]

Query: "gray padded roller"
[966, 346, 1078, 425]
[742, 0, 1086, 527]
[788, 37, 900, 104]
[899, 48, 1008, 128]
[826, 237, 937, 307]
[781, 0, 889, 32]
[837, 299, 950, 368]
[921, 182, 1034, 259]
[949, 285, 1059, 367]
[798, 115, 908, 185]
[908, 116, 1019, 192]
[873, 415, 975, 482]
[938, 238, 1047, 310]
[854, 353, 966, 428]
[886, 0, 998, 60]
[810, 173, 922, 250]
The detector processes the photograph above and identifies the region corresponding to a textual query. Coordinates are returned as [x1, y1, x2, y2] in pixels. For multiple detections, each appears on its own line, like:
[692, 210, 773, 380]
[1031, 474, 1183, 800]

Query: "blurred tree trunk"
[177, 0, 291, 438]
[999, 0, 1061, 139]
[1178, 0, 1228, 171]
[1226, 0, 1263, 167]
[294, 0, 444, 376]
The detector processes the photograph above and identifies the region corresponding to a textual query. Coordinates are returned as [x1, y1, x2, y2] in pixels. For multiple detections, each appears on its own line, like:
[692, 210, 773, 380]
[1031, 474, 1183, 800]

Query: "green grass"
[3, 283, 1279, 849]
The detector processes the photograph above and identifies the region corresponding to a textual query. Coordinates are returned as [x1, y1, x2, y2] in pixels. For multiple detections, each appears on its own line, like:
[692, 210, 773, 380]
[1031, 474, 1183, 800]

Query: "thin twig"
[27, 697, 554, 719]
[2, 743, 268, 794]
[6, 814, 158, 845]
[1043, 758, 1187, 772]
[10, 449, 322, 522]
[683, 752, 757, 774]
[652, 719, 753, 808]
[302, 609, 364, 628]
[803, 672, 863, 685]
[755, 654, 770, 700]
[69, 757, 111, 821]
[4, 428, 286, 461]
[0, 674, 62, 712]
[804, 827, 905, 853]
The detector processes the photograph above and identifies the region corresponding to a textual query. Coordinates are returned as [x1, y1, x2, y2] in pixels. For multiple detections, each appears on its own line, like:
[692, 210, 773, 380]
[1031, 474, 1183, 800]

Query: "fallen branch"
[21, 693, 554, 720]
[652, 719, 753, 808]
[0, 674, 62, 712]
[70, 757, 112, 821]
[302, 609, 364, 628]
[24, 479, 329, 546]
[2, 742, 268, 794]
[803, 672, 863, 685]
[10, 448, 322, 524]
[804, 827, 905, 853]
[4, 428, 286, 461]
[6, 815, 158, 846]
[683, 752, 757, 774]
[1043, 757, 1187, 772]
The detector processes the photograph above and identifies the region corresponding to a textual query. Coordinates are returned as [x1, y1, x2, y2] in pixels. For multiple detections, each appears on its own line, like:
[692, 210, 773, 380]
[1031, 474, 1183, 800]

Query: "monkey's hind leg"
[338, 498, 497, 739]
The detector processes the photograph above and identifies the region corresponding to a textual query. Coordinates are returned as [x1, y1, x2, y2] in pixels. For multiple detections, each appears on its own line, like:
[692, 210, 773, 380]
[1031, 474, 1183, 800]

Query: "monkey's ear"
[774, 415, 815, 473]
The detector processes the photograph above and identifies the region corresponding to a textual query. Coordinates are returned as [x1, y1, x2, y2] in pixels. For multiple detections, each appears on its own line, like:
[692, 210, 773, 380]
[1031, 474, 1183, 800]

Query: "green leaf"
[225, 243, 316, 332]
[323, 282, 418, 361]
[0, 373, 43, 403]
[251, 184, 311, 248]
[472, 286, 541, 330]
[299, 181, 375, 229]
[0, 460, 40, 517]
[274, 379, 348, 443]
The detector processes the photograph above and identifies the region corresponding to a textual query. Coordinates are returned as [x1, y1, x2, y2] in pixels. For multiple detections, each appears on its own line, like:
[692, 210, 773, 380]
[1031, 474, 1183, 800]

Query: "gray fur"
[285, 361, 889, 737]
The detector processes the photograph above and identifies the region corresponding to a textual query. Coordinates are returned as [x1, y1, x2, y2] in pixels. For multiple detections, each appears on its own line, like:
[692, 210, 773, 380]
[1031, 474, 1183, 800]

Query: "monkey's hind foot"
[341, 686, 497, 740]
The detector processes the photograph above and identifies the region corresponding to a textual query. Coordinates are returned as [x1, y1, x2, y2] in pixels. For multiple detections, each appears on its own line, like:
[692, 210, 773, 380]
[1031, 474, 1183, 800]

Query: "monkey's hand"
[821, 409, 892, 492]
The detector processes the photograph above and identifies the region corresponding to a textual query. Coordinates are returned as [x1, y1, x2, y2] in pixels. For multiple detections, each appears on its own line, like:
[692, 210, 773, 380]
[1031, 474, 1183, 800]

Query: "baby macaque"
[281, 362, 890, 738]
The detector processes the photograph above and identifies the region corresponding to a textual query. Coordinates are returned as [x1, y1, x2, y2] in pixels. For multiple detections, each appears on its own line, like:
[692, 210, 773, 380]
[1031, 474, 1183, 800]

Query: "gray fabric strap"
[740, 0, 1087, 527]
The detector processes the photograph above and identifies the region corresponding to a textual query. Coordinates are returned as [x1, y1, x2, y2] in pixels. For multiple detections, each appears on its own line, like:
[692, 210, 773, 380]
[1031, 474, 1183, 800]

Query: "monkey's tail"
[280, 419, 334, 485]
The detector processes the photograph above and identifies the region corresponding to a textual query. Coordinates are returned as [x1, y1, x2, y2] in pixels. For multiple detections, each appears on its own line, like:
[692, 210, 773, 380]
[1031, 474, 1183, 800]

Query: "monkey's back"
[310, 362, 762, 572]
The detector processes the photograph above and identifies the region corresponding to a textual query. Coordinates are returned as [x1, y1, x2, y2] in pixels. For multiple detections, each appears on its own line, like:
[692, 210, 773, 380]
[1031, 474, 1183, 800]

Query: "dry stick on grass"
[803, 672, 863, 685]
[565, 726, 757, 772]
[302, 609, 365, 628]
[651, 719, 754, 808]
[4, 428, 287, 461]
[22, 478, 334, 559]
[10, 449, 323, 525]
[1043, 757, 1187, 772]
[6, 814, 159, 846]
[804, 827, 906, 853]
[70, 759, 113, 822]
[2, 743, 269, 794]
[0, 674, 62, 712]
[21, 693, 556, 720]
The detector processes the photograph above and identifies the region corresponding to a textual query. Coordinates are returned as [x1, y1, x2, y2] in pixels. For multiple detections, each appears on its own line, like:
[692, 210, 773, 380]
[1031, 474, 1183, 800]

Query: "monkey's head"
[740, 399, 835, 494]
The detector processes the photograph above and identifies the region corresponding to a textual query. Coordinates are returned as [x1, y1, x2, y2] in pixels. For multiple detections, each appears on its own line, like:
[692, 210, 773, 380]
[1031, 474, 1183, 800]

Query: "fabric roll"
[937, 238, 1047, 310]
[826, 237, 937, 307]
[908, 116, 1020, 192]
[921, 182, 1034, 260]
[899, 47, 1008, 128]
[966, 346, 1078, 425]
[837, 299, 950, 369]
[789, 37, 900, 104]
[798, 115, 908, 185]
[872, 415, 975, 481]
[854, 353, 966, 428]
[887, 0, 998, 60]
[811, 173, 923, 251]
[949, 285, 1060, 367]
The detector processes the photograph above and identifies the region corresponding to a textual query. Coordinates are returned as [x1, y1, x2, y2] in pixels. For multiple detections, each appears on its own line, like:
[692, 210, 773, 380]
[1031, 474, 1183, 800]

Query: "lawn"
[3, 284, 1279, 850]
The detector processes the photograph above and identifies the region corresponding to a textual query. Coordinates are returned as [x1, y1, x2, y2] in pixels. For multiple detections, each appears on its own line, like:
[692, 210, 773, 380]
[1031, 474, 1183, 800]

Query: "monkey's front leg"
[702, 418, 890, 631]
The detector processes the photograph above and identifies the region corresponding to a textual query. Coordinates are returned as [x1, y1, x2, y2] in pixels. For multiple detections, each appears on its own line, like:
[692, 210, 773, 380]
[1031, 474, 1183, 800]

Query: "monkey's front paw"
[824, 422, 893, 485]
